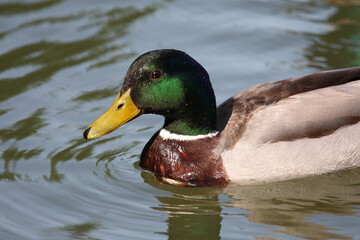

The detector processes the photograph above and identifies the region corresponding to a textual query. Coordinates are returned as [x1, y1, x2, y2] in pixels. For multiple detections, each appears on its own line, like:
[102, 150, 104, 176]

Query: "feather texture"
[218, 68, 360, 184]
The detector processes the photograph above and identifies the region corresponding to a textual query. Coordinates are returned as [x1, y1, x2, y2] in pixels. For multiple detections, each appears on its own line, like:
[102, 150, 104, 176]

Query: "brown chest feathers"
[139, 131, 229, 187]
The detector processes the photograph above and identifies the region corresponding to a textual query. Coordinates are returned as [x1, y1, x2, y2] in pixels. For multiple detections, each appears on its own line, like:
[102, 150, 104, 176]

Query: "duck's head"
[83, 49, 217, 139]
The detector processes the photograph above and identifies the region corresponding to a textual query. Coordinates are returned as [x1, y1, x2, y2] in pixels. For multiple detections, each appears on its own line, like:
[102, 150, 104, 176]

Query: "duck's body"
[220, 71, 360, 184]
[84, 49, 360, 186]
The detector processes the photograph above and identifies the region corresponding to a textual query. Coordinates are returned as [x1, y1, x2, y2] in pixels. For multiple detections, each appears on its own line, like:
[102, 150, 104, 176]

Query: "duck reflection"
[143, 169, 360, 240]
[142, 172, 223, 240]
[224, 169, 360, 239]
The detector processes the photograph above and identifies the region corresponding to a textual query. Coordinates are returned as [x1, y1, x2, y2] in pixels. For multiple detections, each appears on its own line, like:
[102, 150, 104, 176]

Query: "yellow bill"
[83, 89, 143, 139]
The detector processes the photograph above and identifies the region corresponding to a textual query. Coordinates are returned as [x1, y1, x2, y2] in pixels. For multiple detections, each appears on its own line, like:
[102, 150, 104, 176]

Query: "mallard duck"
[83, 49, 360, 187]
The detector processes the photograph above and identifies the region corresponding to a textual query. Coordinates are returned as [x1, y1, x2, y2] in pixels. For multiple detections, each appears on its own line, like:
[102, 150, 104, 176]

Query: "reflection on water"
[48, 222, 99, 240]
[0, 0, 360, 239]
[305, 2, 360, 69]
[143, 172, 223, 239]
[0, 3, 155, 101]
[144, 169, 360, 239]
[73, 88, 120, 102]
[0, 108, 47, 142]
[0, 0, 62, 15]
[156, 195, 222, 240]
[224, 169, 360, 239]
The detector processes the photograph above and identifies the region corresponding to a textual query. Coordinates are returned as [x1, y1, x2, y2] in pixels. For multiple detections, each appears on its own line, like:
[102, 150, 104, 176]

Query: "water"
[1, 0, 360, 239]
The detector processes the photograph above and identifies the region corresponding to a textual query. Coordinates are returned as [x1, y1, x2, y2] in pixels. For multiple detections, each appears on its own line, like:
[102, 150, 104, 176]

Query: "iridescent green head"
[83, 49, 217, 139]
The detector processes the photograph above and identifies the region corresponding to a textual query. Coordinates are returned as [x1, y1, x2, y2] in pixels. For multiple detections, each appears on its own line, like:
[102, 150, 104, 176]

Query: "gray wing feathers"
[217, 67, 360, 150]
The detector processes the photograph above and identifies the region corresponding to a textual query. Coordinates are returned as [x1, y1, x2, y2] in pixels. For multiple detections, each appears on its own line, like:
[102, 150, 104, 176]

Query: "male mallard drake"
[84, 49, 360, 187]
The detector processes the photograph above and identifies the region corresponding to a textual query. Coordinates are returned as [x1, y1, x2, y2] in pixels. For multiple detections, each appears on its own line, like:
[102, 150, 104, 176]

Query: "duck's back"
[216, 67, 360, 184]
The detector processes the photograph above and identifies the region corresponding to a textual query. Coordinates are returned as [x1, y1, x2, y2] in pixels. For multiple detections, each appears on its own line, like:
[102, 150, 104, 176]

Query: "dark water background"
[1, 0, 360, 239]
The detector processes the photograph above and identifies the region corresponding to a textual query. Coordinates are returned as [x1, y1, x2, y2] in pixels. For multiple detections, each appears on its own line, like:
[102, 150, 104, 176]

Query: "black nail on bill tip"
[83, 127, 91, 139]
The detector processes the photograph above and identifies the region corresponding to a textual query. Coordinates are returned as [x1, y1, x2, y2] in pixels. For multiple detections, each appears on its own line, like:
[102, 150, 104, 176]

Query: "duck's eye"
[150, 70, 162, 80]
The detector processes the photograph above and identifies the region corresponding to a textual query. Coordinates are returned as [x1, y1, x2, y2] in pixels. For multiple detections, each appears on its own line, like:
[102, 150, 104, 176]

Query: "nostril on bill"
[116, 103, 124, 109]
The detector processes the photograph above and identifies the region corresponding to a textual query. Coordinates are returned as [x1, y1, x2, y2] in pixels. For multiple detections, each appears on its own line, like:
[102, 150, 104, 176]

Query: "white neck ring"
[159, 129, 219, 141]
